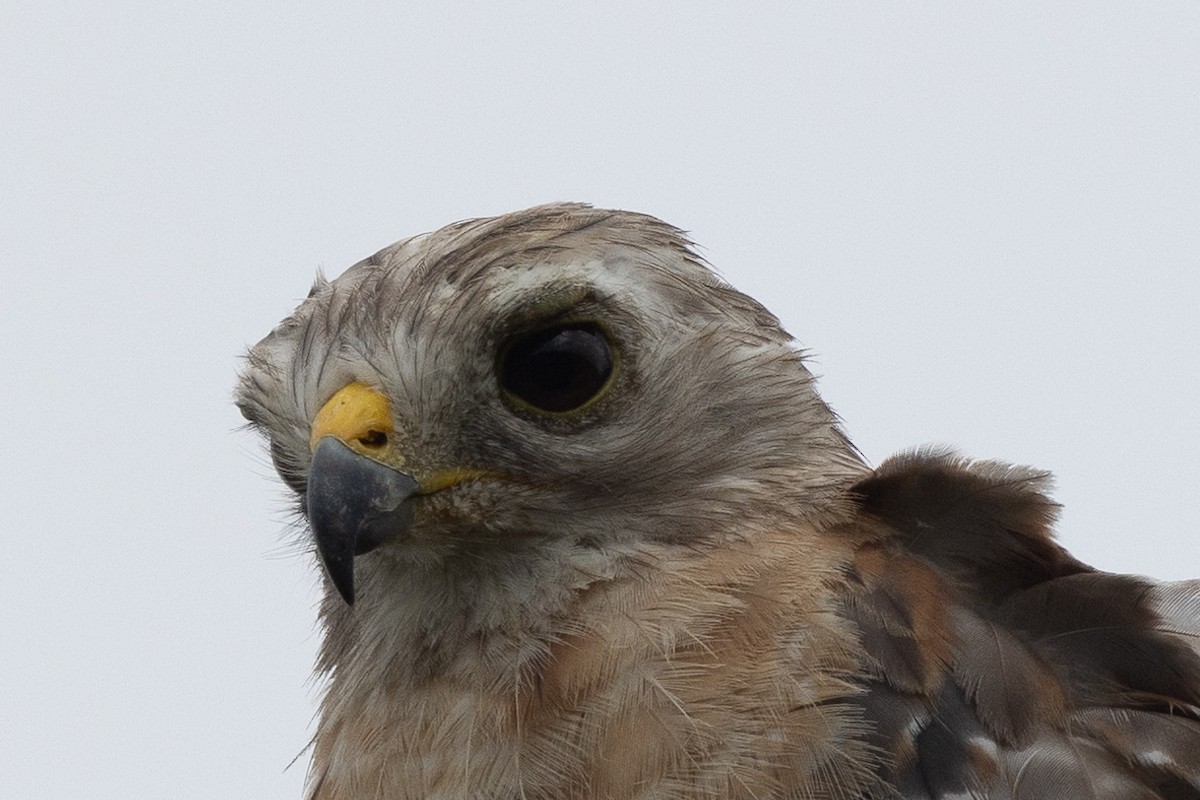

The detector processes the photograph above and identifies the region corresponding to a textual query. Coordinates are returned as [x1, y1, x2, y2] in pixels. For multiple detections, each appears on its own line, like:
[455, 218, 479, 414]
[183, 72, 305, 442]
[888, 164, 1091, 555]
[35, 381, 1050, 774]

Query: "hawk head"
[238, 203, 862, 612]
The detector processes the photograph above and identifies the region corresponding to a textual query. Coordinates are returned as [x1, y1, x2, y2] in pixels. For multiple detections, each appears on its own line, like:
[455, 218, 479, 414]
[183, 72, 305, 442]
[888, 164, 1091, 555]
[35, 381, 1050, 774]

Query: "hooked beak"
[307, 436, 420, 604]
[303, 382, 495, 604]
[304, 382, 415, 605]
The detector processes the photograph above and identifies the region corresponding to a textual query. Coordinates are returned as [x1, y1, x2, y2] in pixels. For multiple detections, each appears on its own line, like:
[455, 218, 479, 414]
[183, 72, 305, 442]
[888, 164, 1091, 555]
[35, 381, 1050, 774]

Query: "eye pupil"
[500, 324, 614, 413]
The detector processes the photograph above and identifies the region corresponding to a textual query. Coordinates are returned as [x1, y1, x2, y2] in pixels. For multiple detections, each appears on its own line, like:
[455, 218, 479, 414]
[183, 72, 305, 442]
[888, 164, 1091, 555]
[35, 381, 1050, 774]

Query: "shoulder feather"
[840, 450, 1200, 798]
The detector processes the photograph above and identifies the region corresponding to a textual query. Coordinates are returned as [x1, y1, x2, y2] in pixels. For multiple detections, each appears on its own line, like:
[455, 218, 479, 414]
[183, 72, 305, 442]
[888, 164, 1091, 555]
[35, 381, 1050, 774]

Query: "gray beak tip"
[306, 437, 419, 606]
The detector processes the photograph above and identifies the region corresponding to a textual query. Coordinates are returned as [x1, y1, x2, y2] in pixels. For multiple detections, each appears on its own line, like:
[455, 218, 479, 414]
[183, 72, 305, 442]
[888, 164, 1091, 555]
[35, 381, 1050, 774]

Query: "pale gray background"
[2, 3, 1197, 797]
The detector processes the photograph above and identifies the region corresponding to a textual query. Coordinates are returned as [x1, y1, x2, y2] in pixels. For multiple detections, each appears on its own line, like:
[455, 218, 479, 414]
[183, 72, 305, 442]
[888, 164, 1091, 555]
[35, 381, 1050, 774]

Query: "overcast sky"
[3, 3, 1198, 797]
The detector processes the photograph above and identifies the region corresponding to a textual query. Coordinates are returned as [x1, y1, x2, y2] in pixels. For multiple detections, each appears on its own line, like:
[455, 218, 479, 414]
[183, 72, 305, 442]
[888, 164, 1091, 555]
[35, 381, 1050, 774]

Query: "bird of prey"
[237, 203, 1200, 799]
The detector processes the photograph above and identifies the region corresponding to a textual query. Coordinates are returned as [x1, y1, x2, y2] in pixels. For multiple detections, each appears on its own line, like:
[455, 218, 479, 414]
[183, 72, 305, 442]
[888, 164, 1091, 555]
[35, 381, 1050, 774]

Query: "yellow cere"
[310, 382, 395, 455]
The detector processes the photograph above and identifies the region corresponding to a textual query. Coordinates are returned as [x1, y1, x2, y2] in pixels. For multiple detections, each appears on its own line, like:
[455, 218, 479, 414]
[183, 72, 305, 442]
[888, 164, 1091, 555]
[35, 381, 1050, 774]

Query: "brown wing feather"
[842, 449, 1200, 799]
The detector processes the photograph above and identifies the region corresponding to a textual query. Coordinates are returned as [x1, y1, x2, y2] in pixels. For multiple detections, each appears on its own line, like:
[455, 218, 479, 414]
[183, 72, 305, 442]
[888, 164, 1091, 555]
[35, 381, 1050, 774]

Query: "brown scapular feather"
[849, 450, 1200, 798]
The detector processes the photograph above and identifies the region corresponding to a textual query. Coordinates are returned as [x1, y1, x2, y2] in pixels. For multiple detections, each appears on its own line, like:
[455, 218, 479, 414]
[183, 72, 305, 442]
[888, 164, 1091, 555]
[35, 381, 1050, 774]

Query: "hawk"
[237, 204, 1200, 799]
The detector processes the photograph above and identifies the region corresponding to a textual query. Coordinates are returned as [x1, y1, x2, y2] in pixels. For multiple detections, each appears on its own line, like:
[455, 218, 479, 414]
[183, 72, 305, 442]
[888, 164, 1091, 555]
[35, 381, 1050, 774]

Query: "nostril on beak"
[309, 383, 395, 456]
[358, 429, 388, 449]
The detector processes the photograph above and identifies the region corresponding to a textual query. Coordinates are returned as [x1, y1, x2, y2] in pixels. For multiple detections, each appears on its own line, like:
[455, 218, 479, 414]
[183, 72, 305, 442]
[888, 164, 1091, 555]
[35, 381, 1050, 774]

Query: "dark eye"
[499, 323, 614, 413]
